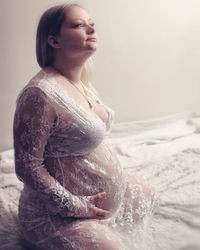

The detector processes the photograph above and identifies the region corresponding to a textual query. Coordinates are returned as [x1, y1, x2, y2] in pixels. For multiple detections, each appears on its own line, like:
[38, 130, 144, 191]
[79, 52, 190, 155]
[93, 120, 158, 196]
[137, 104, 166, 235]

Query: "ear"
[47, 35, 61, 49]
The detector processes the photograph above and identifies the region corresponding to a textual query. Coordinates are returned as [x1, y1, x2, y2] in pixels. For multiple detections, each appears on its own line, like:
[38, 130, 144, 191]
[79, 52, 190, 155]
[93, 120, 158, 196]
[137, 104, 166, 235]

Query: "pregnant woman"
[13, 3, 155, 250]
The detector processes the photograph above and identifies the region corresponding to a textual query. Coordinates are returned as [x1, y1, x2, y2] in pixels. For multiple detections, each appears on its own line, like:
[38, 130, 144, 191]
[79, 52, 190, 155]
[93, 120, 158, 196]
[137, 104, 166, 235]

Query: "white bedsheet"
[1, 111, 200, 250]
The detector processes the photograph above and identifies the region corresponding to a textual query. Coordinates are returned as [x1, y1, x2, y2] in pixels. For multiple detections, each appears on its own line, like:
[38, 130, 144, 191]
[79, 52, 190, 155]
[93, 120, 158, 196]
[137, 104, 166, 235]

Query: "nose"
[86, 24, 95, 34]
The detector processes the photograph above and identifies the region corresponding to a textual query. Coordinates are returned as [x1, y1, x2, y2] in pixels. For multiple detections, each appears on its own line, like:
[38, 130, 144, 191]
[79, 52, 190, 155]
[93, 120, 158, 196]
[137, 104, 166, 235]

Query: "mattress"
[1, 111, 200, 250]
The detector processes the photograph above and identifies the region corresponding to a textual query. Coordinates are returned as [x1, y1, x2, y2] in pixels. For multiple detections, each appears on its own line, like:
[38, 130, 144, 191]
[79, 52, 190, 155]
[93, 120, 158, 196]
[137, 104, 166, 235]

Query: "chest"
[57, 79, 109, 124]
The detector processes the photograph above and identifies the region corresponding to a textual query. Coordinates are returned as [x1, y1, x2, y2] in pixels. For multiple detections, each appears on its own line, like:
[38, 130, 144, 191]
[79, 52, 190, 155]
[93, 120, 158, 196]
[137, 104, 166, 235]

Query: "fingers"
[86, 191, 112, 219]
[92, 206, 111, 219]
[90, 191, 107, 203]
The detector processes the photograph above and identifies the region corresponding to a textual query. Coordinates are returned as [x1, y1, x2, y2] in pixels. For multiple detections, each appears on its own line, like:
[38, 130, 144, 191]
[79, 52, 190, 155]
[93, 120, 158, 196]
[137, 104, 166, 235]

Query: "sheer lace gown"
[13, 70, 156, 250]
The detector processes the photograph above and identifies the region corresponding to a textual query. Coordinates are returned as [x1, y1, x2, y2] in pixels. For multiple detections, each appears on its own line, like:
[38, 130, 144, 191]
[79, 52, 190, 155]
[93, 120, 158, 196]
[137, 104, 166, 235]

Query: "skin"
[47, 6, 111, 220]
[45, 5, 155, 221]
[47, 5, 97, 84]
[46, 6, 108, 121]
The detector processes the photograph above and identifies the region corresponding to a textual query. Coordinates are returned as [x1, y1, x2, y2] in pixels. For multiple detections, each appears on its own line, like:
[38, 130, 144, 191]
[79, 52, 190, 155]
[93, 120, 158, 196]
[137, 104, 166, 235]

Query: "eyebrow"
[73, 18, 93, 22]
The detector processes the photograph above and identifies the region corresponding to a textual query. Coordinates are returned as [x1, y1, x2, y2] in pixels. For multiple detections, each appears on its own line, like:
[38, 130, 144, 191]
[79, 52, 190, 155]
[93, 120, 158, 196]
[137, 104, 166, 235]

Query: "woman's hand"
[77, 192, 111, 220]
[87, 191, 111, 219]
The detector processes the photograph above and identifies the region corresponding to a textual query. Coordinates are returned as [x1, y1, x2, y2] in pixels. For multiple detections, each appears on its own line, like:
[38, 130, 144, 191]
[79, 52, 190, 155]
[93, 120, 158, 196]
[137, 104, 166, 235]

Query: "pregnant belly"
[45, 141, 126, 215]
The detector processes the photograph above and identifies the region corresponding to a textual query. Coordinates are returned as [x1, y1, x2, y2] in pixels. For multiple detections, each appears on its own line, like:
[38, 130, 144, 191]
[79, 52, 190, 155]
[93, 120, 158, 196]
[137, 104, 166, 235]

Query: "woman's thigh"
[122, 174, 155, 223]
[37, 219, 126, 250]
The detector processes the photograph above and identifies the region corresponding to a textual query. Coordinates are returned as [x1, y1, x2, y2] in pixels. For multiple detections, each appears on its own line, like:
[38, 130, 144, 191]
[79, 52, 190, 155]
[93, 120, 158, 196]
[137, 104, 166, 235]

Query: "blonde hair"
[36, 3, 98, 95]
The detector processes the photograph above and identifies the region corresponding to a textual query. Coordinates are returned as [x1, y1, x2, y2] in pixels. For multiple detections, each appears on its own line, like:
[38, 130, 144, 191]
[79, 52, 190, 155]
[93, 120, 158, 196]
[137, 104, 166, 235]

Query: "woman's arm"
[13, 86, 91, 218]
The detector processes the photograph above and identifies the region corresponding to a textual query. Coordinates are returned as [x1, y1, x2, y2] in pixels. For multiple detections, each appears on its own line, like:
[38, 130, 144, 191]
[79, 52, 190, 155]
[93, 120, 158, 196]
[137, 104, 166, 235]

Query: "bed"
[1, 111, 200, 250]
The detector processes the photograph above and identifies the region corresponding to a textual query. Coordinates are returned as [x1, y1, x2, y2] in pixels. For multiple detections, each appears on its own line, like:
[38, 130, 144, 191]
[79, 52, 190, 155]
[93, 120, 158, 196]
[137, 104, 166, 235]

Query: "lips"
[86, 38, 97, 42]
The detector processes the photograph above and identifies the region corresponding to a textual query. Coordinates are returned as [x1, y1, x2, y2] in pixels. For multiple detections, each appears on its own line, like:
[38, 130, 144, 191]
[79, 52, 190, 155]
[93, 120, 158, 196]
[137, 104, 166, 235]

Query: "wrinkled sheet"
[1, 111, 200, 250]
[107, 112, 200, 250]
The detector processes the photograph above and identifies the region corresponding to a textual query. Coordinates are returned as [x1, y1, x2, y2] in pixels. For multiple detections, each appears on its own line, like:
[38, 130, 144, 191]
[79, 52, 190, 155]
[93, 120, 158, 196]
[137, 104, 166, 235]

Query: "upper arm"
[13, 86, 57, 165]
[13, 87, 90, 217]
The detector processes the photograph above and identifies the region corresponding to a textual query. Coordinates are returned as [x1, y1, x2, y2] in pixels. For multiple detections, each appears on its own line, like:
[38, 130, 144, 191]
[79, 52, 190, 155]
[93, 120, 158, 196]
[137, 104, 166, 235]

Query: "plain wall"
[1, 0, 200, 151]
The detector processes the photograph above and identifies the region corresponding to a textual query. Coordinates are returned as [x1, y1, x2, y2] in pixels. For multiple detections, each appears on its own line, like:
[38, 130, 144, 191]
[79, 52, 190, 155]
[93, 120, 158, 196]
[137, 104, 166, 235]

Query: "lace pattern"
[14, 70, 155, 250]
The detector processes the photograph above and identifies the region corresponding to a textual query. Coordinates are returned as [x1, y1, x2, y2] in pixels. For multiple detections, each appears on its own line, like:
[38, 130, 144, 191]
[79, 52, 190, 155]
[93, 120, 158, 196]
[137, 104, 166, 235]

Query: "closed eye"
[72, 23, 84, 28]
[72, 22, 95, 29]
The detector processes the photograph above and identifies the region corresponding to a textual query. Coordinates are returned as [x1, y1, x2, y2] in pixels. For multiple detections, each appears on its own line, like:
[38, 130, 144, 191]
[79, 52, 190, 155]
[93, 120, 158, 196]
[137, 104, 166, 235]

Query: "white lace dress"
[13, 69, 156, 250]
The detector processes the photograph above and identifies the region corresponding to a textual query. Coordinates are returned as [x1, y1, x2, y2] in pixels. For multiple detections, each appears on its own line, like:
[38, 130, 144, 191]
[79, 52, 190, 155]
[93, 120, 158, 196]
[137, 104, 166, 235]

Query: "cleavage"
[89, 99, 109, 124]
[58, 81, 109, 124]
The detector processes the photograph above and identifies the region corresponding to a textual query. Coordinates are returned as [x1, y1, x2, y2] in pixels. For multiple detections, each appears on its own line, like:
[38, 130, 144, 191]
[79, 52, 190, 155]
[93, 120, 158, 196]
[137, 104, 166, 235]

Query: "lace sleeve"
[13, 86, 91, 218]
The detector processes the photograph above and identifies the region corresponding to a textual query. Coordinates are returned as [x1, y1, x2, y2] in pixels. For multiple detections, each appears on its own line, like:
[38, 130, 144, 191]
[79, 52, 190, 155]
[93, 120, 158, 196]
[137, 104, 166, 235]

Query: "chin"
[85, 42, 97, 49]
[87, 45, 97, 51]
[84, 48, 97, 56]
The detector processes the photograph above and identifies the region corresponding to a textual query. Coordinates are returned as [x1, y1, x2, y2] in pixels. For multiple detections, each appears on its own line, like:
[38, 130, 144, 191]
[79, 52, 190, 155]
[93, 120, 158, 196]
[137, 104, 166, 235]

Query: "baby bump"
[85, 146, 126, 213]
[45, 141, 126, 215]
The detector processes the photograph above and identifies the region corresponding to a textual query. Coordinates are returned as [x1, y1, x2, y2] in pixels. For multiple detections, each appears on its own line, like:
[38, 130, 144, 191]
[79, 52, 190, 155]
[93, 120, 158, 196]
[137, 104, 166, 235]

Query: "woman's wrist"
[59, 195, 94, 218]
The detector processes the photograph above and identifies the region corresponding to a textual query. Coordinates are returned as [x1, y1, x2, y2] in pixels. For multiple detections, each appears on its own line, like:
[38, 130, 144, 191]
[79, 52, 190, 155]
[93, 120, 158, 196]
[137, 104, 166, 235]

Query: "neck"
[51, 55, 88, 84]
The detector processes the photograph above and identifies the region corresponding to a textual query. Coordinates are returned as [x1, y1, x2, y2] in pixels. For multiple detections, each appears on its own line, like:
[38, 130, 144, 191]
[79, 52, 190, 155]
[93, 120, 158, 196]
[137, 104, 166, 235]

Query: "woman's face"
[54, 6, 97, 57]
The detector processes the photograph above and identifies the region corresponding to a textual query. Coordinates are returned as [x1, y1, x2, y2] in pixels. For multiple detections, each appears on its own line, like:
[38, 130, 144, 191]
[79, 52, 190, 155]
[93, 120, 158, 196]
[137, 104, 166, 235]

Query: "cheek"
[61, 32, 86, 48]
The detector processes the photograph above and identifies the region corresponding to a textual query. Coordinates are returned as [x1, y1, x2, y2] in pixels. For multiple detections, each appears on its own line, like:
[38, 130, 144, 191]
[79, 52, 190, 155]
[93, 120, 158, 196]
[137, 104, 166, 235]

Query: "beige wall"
[1, 0, 200, 151]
